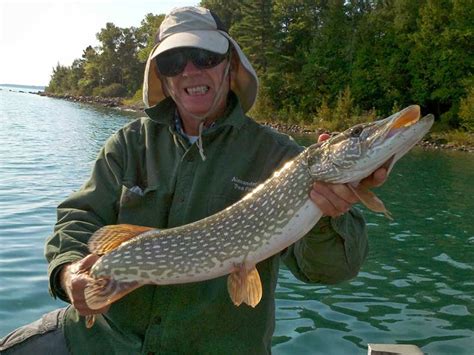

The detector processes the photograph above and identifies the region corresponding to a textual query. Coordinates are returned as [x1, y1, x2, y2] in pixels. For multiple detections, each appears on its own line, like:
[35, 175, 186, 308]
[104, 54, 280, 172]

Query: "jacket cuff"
[330, 209, 369, 272]
[48, 252, 87, 302]
[282, 208, 368, 284]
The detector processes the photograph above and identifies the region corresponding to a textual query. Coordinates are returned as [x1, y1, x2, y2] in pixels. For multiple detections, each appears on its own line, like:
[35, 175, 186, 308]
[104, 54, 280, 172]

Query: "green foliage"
[136, 13, 165, 62]
[229, 0, 274, 74]
[46, 1, 472, 131]
[459, 85, 474, 132]
[333, 87, 355, 129]
[94, 83, 128, 98]
[431, 130, 474, 147]
[313, 88, 376, 132]
[123, 88, 144, 107]
[200, 0, 242, 29]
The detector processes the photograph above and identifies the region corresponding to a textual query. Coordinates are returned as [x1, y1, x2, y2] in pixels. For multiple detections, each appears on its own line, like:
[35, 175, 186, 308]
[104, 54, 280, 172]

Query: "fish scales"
[93, 155, 315, 284]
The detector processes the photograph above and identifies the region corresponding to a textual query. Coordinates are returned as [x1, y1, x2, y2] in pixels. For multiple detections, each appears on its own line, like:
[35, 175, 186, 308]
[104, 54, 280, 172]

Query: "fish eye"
[350, 126, 363, 137]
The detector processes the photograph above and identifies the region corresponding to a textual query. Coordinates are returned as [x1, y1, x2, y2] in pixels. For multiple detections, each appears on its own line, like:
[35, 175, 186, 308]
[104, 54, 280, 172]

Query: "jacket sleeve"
[44, 132, 125, 301]
[281, 208, 368, 284]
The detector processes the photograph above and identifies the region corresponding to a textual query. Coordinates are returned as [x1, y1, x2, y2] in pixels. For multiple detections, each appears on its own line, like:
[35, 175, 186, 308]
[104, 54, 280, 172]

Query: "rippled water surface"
[1, 86, 473, 353]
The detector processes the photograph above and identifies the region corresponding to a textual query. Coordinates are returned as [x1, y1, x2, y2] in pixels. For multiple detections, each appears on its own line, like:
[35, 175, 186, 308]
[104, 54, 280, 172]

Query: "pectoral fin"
[227, 265, 262, 308]
[84, 277, 142, 310]
[88, 224, 154, 255]
[350, 185, 393, 220]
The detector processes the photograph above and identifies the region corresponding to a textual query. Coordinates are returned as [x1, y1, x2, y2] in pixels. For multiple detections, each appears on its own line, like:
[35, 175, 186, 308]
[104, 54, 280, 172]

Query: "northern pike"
[83, 105, 433, 323]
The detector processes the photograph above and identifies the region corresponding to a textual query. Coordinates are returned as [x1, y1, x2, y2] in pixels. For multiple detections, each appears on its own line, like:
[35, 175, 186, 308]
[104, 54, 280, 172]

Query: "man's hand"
[309, 133, 388, 217]
[60, 254, 110, 316]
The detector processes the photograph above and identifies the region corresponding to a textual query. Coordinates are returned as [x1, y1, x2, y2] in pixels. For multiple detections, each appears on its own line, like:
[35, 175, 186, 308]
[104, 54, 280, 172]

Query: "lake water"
[1, 86, 473, 354]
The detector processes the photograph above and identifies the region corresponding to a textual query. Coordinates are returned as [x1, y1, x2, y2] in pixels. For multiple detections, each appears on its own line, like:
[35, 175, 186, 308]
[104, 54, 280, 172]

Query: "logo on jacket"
[231, 176, 258, 192]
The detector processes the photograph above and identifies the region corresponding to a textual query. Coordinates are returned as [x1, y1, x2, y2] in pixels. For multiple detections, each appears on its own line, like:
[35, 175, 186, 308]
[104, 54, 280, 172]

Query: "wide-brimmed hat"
[143, 6, 258, 112]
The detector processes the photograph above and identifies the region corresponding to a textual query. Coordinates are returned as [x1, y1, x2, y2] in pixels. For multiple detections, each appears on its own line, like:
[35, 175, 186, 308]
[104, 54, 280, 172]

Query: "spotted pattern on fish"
[90, 157, 314, 284]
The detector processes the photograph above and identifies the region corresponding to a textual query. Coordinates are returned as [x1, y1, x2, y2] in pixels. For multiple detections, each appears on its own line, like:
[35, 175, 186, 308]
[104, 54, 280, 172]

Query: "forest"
[46, 0, 473, 134]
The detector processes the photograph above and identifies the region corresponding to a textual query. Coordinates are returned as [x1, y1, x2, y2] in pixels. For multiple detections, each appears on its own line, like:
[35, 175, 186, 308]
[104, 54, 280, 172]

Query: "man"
[0, 6, 386, 354]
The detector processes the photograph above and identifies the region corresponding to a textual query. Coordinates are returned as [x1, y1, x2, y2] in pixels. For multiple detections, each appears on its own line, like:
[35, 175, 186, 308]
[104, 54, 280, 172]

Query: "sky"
[0, 0, 198, 86]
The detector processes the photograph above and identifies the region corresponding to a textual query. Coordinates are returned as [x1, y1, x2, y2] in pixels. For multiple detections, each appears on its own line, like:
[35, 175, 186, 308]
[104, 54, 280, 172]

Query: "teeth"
[186, 86, 209, 95]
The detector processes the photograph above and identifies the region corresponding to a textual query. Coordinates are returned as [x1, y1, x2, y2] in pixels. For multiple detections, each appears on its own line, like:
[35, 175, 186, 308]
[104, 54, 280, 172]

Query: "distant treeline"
[47, 0, 473, 131]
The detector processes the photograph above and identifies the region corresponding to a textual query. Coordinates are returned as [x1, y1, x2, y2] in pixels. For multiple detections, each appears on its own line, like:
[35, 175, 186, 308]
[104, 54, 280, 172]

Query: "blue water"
[1, 86, 473, 354]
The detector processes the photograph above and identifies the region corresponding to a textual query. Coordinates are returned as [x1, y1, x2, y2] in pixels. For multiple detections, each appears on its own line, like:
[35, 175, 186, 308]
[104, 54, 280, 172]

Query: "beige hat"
[143, 6, 258, 112]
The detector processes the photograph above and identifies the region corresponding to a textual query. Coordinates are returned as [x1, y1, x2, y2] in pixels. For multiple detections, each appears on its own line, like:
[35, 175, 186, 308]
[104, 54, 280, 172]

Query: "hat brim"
[151, 30, 229, 59]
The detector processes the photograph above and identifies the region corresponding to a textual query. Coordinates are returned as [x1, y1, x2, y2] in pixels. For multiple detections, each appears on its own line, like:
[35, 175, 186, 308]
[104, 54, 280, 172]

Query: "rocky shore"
[34, 91, 473, 153]
[37, 91, 125, 108]
[417, 139, 474, 153]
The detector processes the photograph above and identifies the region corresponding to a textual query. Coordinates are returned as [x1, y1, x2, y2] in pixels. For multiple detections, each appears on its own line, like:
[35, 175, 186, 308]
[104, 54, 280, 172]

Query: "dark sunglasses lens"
[192, 49, 226, 69]
[156, 51, 186, 77]
[156, 48, 227, 76]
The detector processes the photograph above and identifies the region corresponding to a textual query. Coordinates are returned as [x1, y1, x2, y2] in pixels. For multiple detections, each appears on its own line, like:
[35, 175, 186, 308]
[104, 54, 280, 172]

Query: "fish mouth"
[369, 105, 421, 147]
[390, 105, 420, 129]
[386, 105, 421, 138]
[367, 105, 422, 174]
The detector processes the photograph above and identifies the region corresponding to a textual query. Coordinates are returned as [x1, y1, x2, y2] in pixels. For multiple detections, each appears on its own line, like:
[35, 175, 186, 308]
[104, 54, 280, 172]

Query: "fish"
[83, 105, 433, 324]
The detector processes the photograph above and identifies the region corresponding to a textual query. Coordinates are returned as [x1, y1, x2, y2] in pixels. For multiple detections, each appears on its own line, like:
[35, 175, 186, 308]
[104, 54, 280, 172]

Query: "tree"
[47, 63, 72, 94]
[200, 0, 242, 29]
[230, 0, 274, 74]
[409, 0, 473, 125]
[136, 13, 165, 62]
[299, 0, 354, 113]
[78, 46, 100, 96]
[265, 0, 326, 115]
[95, 23, 123, 86]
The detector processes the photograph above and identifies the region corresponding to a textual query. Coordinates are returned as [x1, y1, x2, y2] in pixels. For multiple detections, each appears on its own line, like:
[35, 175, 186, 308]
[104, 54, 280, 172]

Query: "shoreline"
[36, 91, 474, 153]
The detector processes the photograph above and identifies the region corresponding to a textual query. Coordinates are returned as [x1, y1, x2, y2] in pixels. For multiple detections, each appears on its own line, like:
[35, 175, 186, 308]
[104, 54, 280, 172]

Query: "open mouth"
[185, 85, 209, 96]
[386, 105, 420, 138]
[391, 105, 420, 129]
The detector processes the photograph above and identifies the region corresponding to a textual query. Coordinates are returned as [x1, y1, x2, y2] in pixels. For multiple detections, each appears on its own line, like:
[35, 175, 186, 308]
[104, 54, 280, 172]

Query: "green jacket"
[45, 95, 368, 354]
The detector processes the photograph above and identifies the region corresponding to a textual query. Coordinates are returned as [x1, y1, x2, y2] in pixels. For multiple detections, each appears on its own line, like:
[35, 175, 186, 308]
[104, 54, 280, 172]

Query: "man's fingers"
[317, 133, 331, 143]
[361, 168, 387, 188]
[311, 182, 352, 216]
[330, 184, 359, 204]
[310, 190, 339, 216]
[372, 168, 387, 186]
[313, 182, 356, 206]
[78, 254, 100, 271]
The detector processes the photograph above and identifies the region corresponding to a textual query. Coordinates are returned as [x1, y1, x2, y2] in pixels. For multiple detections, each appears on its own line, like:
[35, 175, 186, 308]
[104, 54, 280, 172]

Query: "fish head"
[307, 105, 434, 184]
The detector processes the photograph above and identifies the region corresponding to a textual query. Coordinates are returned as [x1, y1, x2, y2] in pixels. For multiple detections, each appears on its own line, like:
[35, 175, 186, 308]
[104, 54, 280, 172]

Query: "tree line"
[47, 0, 473, 131]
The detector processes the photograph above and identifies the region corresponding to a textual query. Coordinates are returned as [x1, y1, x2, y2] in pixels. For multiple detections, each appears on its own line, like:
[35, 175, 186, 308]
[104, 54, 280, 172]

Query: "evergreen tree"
[200, 0, 242, 29]
[409, 0, 473, 125]
[230, 0, 274, 74]
[299, 0, 353, 113]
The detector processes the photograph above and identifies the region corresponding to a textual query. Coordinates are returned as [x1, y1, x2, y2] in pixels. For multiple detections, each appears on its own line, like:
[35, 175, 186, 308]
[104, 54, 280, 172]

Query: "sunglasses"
[155, 48, 229, 77]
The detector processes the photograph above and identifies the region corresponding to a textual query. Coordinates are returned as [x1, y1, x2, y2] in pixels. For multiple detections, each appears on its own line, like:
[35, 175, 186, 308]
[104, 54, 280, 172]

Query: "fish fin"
[84, 277, 142, 310]
[227, 265, 263, 308]
[349, 185, 393, 220]
[88, 224, 154, 255]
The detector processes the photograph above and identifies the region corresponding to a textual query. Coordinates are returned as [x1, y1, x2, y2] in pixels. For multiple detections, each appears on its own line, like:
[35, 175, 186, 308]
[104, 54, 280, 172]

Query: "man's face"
[164, 56, 230, 119]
